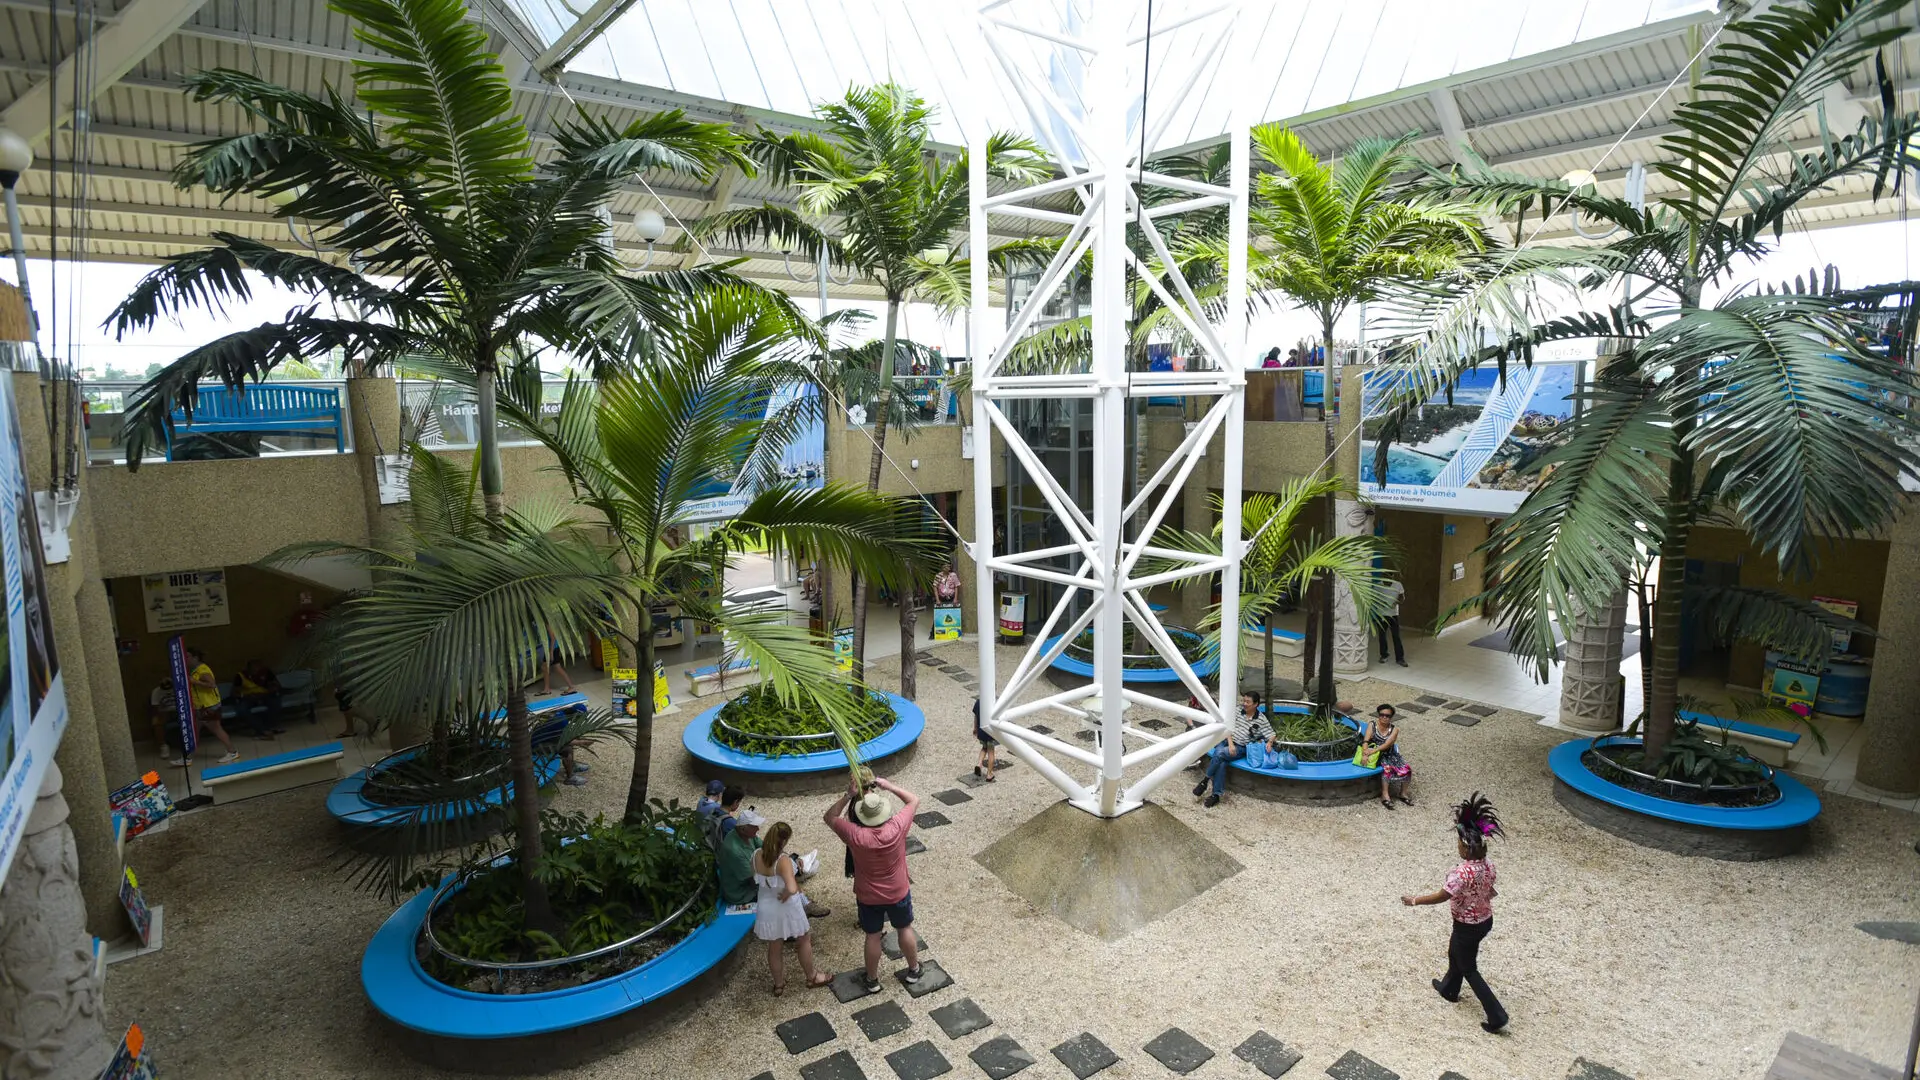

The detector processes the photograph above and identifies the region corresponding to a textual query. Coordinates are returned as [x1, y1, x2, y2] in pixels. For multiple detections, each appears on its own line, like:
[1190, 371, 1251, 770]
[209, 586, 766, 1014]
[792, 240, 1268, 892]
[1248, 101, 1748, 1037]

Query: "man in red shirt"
[825, 775, 922, 993]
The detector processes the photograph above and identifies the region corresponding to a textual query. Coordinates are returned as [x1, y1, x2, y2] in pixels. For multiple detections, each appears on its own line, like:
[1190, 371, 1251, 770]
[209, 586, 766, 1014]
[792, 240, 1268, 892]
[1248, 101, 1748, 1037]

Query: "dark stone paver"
[801, 1050, 868, 1080]
[1440, 1073, 1470, 1080]
[905, 836, 928, 855]
[885, 1040, 952, 1080]
[956, 773, 989, 788]
[777, 1012, 838, 1054]
[1416, 694, 1449, 706]
[1139, 717, 1170, 730]
[917, 656, 943, 666]
[882, 929, 927, 959]
[1051, 1032, 1119, 1078]
[969, 1036, 1037, 1079]
[1465, 704, 1498, 717]
[749, 1073, 775, 1080]
[932, 788, 973, 806]
[897, 959, 952, 998]
[913, 811, 951, 830]
[1565, 1060, 1632, 1080]
[1394, 702, 1428, 714]
[1073, 729, 1096, 743]
[1142, 1028, 1214, 1075]
[928, 998, 992, 1039]
[1443, 713, 1482, 727]
[1858, 921, 1920, 944]
[852, 1000, 912, 1042]
[1028, 724, 1053, 735]
[829, 970, 879, 1003]
[1232, 1031, 1301, 1077]
[1325, 1049, 1398, 1080]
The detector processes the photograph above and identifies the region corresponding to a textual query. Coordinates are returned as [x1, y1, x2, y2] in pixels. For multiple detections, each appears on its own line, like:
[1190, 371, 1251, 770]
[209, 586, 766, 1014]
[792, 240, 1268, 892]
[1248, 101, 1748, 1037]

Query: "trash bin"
[998, 592, 1027, 644]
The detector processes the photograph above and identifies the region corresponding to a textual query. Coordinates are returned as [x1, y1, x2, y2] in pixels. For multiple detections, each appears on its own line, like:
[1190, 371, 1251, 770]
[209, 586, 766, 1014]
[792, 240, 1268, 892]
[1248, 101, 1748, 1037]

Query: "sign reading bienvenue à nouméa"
[140, 569, 230, 633]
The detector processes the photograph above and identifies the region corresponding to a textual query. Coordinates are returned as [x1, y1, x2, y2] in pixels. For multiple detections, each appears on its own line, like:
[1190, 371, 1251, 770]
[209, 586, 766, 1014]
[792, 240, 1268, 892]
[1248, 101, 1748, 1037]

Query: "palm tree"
[699, 83, 1048, 678]
[1241, 126, 1487, 705]
[507, 288, 945, 821]
[1371, 0, 1920, 758]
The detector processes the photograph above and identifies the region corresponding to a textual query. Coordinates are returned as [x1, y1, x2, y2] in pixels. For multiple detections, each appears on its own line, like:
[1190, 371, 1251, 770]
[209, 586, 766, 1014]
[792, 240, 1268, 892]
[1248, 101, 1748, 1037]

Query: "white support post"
[972, 0, 1247, 819]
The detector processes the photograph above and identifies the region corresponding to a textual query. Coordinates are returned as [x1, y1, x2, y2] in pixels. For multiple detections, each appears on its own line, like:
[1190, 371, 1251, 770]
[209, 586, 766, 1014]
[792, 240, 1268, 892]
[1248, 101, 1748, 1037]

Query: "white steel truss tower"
[968, 0, 1250, 818]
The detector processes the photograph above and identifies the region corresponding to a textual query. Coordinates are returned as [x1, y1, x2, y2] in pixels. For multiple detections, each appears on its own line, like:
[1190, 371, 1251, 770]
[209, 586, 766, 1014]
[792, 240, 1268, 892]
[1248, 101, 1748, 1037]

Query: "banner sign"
[0, 373, 69, 888]
[832, 627, 854, 674]
[1812, 595, 1859, 654]
[99, 1023, 158, 1080]
[139, 569, 228, 633]
[676, 382, 824, 525]
[1360, 362, 1584, 515]
[932, 606, 962, 641]
[167, 636, 195, 759]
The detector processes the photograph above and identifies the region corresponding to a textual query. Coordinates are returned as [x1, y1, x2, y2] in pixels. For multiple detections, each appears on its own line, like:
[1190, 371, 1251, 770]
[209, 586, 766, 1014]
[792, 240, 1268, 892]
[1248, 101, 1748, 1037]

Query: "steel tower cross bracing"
[967, 0, 1250, 818]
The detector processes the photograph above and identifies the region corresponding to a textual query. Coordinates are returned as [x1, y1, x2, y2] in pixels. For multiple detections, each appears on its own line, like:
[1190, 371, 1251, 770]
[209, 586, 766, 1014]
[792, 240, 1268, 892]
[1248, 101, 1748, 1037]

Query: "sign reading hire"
[140, 568, 229, 633]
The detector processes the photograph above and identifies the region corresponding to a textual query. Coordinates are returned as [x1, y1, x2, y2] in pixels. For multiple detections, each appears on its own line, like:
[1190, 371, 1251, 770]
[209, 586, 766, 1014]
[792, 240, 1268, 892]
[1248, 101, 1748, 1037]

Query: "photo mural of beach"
[1360, 362, 1582, 514]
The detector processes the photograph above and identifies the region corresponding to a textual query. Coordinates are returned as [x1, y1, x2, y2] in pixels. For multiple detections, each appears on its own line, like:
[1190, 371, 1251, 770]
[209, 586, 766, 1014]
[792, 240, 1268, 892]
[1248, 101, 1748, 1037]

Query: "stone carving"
[1558, 589, 1628, 733]
[1332, 499, 1370, 675]
[0, 762, 113, 1080]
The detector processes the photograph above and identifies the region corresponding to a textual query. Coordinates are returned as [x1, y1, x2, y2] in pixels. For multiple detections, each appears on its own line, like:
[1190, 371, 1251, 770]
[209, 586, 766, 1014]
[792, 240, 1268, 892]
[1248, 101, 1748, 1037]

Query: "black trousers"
[1440, 918, 1506, 1023]
[1376, 616, 1405, 662]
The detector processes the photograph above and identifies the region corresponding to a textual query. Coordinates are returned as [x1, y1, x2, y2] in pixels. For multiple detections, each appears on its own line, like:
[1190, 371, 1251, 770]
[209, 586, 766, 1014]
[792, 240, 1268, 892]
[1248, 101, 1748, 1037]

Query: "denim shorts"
[855, 893, 914, 934]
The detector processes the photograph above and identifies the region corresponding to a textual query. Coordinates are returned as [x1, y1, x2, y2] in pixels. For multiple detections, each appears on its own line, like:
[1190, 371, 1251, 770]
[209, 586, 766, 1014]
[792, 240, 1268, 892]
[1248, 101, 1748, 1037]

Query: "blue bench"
[682, 691, 925, 795]
[166, 383, 345, 461]
[1548, 736, 1819, 861]
[687, 659, 758, 696]
[1242, 622, 1306, 659]
[218, 668, 320, 728]
[1678, 710, 1800, 766]
[201, 740, 344, 803]
[363, 893, 752, 1043]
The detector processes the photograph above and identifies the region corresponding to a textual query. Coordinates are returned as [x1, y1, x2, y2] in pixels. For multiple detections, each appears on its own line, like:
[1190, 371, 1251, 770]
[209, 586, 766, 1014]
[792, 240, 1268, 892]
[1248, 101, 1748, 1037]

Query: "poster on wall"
[1360, 361, 1584, 515]
[676, 382, 824, 525]
[1812, 595, 1859, 654]
[0, 372, 69, 887]
[139, 569, 229, 633]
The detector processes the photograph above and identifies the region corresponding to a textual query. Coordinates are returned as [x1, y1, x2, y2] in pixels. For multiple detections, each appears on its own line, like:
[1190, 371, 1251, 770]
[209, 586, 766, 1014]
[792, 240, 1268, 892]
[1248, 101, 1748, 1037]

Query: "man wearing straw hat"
[825, 775, 923, 993]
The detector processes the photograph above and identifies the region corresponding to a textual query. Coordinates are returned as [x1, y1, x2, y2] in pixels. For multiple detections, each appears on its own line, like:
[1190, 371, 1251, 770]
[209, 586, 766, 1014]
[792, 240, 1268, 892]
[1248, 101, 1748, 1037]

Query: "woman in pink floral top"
[1400, 792, 1509, 1033]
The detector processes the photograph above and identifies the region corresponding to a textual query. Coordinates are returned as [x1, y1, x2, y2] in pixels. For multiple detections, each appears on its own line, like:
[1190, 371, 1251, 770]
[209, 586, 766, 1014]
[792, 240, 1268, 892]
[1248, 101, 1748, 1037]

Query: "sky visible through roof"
[504, 0, 1718, 149]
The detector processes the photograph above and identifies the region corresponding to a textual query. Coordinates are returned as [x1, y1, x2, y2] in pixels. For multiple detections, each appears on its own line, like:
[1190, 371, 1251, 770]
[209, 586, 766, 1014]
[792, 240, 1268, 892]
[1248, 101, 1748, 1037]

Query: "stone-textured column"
[1558, 589, 1628, 733]
[1858, 516, 1920, 794]
[43, 562, 123, 938]
[1332, 497, 1371, 675]
[346, 375, 402, 538]
[76, 579, 136, 791]
[0, 762, 115, 1080]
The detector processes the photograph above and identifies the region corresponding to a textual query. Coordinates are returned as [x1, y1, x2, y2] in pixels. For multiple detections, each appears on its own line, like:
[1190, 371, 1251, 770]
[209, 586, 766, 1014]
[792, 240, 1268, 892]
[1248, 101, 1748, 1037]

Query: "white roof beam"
[2, 0, 211, 146]
[531, 0, 641, 77]
[678, 165, 738, 270]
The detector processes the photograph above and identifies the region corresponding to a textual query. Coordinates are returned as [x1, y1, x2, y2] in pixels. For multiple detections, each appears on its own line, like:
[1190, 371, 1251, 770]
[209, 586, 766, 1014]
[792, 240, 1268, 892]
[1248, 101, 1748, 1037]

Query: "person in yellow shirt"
[176, 647, 239, 765]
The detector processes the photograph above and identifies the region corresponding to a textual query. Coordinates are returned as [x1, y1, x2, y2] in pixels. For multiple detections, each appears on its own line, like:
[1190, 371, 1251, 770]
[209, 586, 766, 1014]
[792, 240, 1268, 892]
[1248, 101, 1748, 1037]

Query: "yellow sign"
[600, 638, 620, 670]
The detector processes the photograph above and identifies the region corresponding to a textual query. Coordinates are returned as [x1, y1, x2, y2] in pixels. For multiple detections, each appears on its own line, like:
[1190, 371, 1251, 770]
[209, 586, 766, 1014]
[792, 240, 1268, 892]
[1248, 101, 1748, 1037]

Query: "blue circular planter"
[1549, 735, 1820, 860]
[1227, 708, 1378, 804]
[328, 749, 564, 829]
[1040, 631, 1221, 685]
[682, 690, 925, 795]
[363, 880, 752, 1072]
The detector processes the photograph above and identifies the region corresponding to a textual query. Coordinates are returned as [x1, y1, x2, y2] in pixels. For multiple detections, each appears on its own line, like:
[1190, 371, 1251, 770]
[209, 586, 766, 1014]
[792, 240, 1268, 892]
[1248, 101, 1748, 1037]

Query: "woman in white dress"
[752, 822, 830, 995]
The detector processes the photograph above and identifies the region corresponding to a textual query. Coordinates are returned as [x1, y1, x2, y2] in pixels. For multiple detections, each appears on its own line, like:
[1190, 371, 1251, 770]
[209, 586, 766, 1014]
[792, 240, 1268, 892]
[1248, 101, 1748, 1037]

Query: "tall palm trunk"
[900, 601, 918, 700]
[1263, 609, 1275, 706]
[1644, 275, 1702, 759]
[1315, 321, 1338, 707]
[850, 298, 901, 680]
[624, 604, 657, 822]
[477, 351, 556, 935]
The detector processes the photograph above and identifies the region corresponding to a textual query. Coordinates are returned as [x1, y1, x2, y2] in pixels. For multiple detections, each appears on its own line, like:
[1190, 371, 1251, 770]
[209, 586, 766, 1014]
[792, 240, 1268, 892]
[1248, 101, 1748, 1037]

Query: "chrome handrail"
[421, 870, 712, 974]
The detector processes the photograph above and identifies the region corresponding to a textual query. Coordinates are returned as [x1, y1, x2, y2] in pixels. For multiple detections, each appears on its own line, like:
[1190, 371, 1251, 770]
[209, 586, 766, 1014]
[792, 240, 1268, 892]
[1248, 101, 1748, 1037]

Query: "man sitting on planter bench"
[716, 808, 766, 908]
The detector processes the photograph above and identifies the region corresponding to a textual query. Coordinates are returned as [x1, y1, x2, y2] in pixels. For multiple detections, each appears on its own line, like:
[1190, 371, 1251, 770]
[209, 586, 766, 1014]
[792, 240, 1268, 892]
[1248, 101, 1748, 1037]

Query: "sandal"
[772, 983, 786, 997]
[806, 972, 833, 989]
[1380, 799, 1395, 810]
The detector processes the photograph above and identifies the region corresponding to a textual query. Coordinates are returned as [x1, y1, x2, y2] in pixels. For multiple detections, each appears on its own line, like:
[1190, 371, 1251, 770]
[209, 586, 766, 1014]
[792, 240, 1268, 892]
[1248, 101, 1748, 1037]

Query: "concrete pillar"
[1557, 589, 1629, 733]
[43, 561, 123, 938]
[955, 484, 978, 634]
[1332, 496, 1371, 675]
[1857, 518, 1920, 794]
[77, 579, 136, 788]
[346, 375, 403, 539]
[0, 762, 115, 1080]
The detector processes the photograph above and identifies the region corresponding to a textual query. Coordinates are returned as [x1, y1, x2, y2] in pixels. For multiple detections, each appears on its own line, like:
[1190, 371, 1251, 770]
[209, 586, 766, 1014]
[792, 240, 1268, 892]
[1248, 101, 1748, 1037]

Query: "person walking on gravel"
[1402, 792, 1509, 1034]
[826, 776, 923, 993]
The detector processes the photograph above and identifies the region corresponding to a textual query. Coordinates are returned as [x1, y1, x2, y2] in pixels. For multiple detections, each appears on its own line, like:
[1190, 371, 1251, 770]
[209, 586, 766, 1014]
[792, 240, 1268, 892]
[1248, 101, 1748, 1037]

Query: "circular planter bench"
[1549, 735, 1820, 861]
[328, 748, 564, 847]
[363, 882, 752, 1073]
[1041, 629, 1221, 701]
[1228, 709, 1379, 805]
[682, 690, 925, 796]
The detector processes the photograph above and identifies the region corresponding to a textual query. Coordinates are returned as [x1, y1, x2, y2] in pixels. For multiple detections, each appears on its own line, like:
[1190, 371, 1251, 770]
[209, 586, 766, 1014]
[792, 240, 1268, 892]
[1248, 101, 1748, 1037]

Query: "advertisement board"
[1360, 361, 1585, 515]
[140, 568, 229, 633]
[677, 382, 824, 525]
[0, 373, 69, 886]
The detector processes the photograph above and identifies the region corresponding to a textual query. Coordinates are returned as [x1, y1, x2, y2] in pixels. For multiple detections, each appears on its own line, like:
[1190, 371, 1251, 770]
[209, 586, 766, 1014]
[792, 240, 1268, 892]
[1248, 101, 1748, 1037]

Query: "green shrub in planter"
[713, 684, 896, 757]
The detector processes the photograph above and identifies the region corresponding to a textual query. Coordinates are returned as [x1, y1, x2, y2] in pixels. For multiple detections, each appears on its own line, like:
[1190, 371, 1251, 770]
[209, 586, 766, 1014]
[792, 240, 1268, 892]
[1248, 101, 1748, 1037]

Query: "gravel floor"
[107, 643, 1920, 1080]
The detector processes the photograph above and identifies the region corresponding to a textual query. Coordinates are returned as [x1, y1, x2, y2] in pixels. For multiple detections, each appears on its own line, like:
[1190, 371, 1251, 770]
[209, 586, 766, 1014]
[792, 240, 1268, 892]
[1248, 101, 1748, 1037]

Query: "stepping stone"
[928, 998, 992, 1039]
[802, 1050, 868, 1080]
[918, 656, 943, 666]
[1139, 717, 1170, 730]
[1325, 1049, 1398, 1080]
[905, 836, 928, 856]
[1051, 1033, 1119, 1078]
[1416, 694, 1449, 706]
[1233, 1032, 1302, 1078]
[1143, 1028, 1214, 1074]
[932, 789, 973, 806]
[1443, 713, 1482, 727]
[830, 971, 880, 1003]
[1565, 1061, 1632, 1080]
[750, 1074, 775, 1080]
[1394, 702, 1428, 714]
[969, 1036, 1037, 1079]
[1440, 1073, 1470, 1080]
[1464, 704, 1498, 717]
[853, 1000, 913, 1041]
[1073, 729, 1096, 743]
[882, 929, 928, 959]
[1029, 724, 1053, 735]
[913, 811, 951, 830]
[897, 959, 953, 998]
[885, 1040, 952, 1080]
[956, 773, 989, 789]
[1858, 921, 1920, 944]
[1443, 701, 1467, 710]
[777, 1012, 838, 1054]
